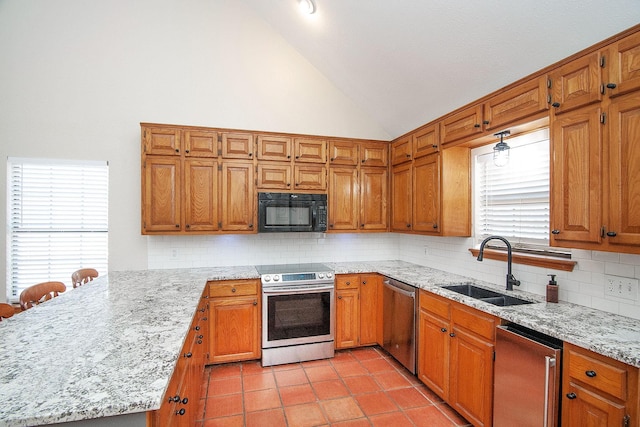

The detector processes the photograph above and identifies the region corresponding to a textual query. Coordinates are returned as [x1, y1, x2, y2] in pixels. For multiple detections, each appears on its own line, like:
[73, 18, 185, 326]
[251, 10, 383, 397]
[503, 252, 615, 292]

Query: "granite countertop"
[0, 267, 258, 427]
[1, 260, 638, 426]
[328, 260, 640, 368]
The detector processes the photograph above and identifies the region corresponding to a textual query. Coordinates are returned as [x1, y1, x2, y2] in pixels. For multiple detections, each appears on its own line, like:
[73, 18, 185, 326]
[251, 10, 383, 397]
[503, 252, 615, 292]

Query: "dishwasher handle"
[383, 280, 415, 298]
[544, 355, 556, 427]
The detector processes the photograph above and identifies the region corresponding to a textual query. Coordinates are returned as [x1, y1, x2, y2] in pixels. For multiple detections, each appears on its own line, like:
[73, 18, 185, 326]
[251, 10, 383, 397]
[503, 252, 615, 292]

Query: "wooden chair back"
[19, 281, 66, 310]
[71, 268, 99, 288]
[0, 303, 14, 320]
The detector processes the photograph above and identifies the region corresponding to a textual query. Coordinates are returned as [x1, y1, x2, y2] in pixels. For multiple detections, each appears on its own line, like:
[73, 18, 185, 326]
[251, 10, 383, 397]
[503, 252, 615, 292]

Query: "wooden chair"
[71, 268, 99, 288]
[0, 303, 14, 320]
[19, 281, 66, 310]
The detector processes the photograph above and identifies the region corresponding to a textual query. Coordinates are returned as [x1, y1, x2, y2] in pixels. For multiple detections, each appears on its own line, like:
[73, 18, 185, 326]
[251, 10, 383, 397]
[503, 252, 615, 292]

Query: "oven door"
[262, 284, 334, 349]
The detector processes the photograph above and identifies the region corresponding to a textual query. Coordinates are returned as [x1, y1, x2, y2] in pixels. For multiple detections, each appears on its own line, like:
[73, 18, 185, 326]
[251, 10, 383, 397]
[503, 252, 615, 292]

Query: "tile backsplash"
[148, 233, 640, 320]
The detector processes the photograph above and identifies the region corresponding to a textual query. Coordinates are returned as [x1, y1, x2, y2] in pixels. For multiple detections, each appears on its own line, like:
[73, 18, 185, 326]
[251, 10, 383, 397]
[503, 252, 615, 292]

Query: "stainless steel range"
[257, 263, 335, 367]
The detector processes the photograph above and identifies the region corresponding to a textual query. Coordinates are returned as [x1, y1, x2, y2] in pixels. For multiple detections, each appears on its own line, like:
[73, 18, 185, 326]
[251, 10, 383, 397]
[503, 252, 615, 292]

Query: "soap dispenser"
[546, 274, 558, 303]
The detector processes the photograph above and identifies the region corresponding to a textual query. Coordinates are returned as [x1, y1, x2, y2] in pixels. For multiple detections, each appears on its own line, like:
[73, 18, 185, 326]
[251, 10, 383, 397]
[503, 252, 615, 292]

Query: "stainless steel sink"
[442, 284, 533, 306]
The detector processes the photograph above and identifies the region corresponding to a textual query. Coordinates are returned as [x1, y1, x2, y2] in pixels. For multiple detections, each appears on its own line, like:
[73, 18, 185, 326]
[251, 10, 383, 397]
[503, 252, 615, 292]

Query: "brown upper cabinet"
[413, 124, 439, 158]
[440, 104, 484, 147]
[606, 31, 640, 97]
[549, 52, 603, 115]
[550, 29, 640, 254]
[256, 135, 292, 161]
[221, 132, 254, 160]
[391, 135, 413, 165]
[256, 135, 327, 191]
[143, 126, 182, 156]
[294, 137, 327, 163]
[328, 139, 389, 232]
[483, 76, 549, 131]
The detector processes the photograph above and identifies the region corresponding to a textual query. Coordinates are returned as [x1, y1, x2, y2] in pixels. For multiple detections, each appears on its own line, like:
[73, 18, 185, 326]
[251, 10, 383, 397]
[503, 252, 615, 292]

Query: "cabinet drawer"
[567, 346, 628, 400]
[419, 290, 450, 320]
[336, 275, 359, 290]
[209, 280, 258, 298]
[451, 305, 496, 341]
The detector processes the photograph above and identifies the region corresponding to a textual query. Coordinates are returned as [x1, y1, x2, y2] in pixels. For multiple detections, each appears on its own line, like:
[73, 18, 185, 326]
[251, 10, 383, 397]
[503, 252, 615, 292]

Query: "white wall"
[0, 0, 389, 299]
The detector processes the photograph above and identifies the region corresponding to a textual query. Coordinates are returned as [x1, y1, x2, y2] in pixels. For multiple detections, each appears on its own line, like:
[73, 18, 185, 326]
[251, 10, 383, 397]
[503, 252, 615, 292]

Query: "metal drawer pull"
[566, 392, 577, 399]
[585, 370, 597, 377]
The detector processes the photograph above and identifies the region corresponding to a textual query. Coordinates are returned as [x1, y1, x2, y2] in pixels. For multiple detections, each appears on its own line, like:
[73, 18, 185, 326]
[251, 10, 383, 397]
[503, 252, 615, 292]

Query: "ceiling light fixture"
[298, 0, 316, 14]
[493, 130, 511, 167]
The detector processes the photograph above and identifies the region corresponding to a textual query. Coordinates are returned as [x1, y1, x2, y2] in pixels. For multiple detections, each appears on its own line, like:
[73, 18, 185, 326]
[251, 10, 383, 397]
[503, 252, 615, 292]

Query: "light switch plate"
[605, 275, 638, 300]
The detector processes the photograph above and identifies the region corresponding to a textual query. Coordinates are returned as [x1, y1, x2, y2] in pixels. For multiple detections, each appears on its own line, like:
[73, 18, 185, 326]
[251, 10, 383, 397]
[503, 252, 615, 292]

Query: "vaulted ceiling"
[242, 0, 640, 138]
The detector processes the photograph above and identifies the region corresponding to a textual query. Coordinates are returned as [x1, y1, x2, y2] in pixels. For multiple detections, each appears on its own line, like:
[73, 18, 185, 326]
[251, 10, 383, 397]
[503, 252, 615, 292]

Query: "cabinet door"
[328, 167, 359, 231]
[391, 135, 412, 165]
[360, 167, 388, 231]
[257, 163, 291, 190]
[413, 124, 439, 159]
[449, 327, 494, 427]
[221, 161, 255, 231]
[143, 126, 181, 156]
[440, 104, 484, 147]
[221, 132, 254, 160]
[607, 91, 640, 246]
[143, 157, 181, 232]
[184, 130, 218, 158]
[607, 31, 640, 97]
[484, 76, 549, 130]
[360, 142, 388, 167]
[563, 382, 626, 427]
[391, 163, 412, 231]
[550, 105, 603, 245]
[413, 154, 440, 233]
[184, 159, 219, 232]
[329, 140, 359, 166]
[294, 165, 327, 190]
[550, 52, 603, 115]
[359, 275, 379, 346]
[256, 135, 291, 161]
[210, 295, 260, 363]
[335, 288, 360, 349]
[294, 138, 327, 163]
[418, 308, 449, 399]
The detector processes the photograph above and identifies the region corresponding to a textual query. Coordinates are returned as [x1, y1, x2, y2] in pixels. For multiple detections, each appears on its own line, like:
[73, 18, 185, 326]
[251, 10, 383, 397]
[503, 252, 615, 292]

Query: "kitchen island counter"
[0, 266, 258, 427]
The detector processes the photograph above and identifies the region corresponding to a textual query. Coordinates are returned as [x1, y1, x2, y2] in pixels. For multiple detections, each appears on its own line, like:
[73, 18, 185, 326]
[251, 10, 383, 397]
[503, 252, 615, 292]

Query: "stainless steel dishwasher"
[382, 278, 417, 374]
[494, 324, 563, 427]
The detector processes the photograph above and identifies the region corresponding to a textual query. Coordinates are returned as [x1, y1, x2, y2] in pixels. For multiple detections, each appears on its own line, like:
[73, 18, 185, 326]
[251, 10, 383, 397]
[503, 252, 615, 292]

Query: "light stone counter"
[0, 267, 259, 427]
[2, 261, 638, 426]
[327, 260, 640, 368]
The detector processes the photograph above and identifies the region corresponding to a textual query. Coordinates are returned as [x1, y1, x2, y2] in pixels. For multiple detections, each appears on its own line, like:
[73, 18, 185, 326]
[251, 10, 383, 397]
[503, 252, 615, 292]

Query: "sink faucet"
[477, 236, 521, 291]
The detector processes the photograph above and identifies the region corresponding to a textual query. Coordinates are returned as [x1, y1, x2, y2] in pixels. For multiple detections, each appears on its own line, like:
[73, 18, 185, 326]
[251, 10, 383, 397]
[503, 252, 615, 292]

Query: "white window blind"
[7, 158, 109, 301]
[473, 129, 553, 252]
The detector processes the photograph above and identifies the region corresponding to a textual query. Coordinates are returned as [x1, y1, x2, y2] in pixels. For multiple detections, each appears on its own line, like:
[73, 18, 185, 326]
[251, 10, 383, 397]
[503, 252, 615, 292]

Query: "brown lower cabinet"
[208, 279, 261, 364]
[417, 290, 498, 427]
[148, 290, 209, 427]
[562, 342, 639, 427]
[335, 273, 382, 349]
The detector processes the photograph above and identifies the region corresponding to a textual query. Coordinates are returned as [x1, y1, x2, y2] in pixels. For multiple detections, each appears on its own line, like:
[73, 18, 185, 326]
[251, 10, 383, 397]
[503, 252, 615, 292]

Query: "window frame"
[6, 157, 109, 302]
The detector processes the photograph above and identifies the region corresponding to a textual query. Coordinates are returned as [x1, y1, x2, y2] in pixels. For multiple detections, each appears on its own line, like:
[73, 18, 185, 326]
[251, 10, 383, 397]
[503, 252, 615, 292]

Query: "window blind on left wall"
[7, 158, 109, 301]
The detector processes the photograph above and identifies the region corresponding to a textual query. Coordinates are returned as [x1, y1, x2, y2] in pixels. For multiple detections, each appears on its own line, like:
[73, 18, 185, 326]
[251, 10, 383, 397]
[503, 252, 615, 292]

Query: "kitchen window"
[473, 128, 567, 258]
[7, 158, 109, 302]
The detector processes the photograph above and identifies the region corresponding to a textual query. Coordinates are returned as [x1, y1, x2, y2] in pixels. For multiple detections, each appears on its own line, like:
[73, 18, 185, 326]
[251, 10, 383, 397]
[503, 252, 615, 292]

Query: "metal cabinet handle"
[449, 332, 455, 337]
[253, 300, 257, 306]
[552, 102, 560, 108]
[338, 295, 342, 299]
[176, 408, 186, 416]
[606, 231, 617, 237]
[585, 370, 597, 377]
[566, 392, 577, 400]
[551, 229, 560, 235]
[231, 288, 236, 293]
[606, 83, 617, 89]
[440, 328, 447, 333]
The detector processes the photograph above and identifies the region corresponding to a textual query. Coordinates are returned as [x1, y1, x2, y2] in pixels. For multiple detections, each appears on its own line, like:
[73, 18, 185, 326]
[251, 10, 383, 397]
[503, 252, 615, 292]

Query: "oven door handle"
[263, 285, 334, 294]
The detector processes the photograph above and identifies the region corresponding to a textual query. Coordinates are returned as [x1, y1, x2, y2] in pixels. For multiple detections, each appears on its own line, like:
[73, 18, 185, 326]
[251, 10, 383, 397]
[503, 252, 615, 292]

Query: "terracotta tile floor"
[196, 346, 472, 427]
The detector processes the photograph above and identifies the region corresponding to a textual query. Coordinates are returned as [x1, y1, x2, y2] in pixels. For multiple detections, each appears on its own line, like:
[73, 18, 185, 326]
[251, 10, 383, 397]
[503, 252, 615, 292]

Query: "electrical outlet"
[605, 275, 638, 300]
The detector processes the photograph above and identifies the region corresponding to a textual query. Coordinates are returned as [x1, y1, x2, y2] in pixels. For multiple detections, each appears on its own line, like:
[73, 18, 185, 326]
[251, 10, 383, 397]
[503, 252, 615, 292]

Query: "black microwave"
[258, 192, 327, 232]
